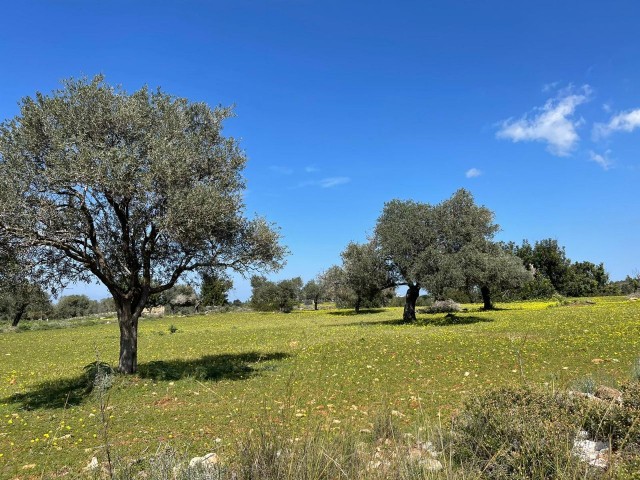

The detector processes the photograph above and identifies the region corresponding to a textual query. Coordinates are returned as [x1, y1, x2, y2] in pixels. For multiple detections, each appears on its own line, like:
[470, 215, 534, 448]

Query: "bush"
[427, 299, 461, 314]
[442, 386, 589, 478]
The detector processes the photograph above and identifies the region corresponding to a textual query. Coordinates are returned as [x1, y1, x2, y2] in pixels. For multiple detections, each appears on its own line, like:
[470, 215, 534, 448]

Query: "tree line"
[250, 191, 630, 317]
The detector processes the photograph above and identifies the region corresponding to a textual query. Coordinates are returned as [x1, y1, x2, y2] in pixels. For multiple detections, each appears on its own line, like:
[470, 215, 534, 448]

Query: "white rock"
[83, 457, 99, 471]
[419, 457, 443, 471]
[572, 438, 609, 469]
[189, 452, 219, 469]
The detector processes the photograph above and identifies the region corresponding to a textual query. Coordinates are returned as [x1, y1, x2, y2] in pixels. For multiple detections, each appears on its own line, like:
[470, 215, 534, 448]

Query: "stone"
[572, 436, 609, 469]
[189, 452, 219, 469]
[419, 458, 443, 471]
[83, 457, 99, 471]
[594, 385, 622, 403]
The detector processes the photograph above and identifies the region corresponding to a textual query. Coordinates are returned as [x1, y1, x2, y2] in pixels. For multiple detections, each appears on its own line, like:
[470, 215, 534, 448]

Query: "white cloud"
[602, 103, 612, 113]
[318, 176, 350, 188]
[593, 108, 640, 139]
[465, 168, 482, 178]
[305, 165, 320, 173]
[542, 81, 559, 93]
[589, 150, 613, 170]
[496, 85, 591, 156]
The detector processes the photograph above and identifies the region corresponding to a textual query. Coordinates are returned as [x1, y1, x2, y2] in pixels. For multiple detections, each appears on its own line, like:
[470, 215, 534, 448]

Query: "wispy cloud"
[542, 81, 559, 93]
[593, 108, 640, 139]
[269, 165, 294, 175]
[465, 168, 482, 178]
[318, 176, 350, 188]
[297, 176, 351, 189]
[305, 165, 320, 173]
[496, 85, 591, 156]
[589, 150, 613, 170]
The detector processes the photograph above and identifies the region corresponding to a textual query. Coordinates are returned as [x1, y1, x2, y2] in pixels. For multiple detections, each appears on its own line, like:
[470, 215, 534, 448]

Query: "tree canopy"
[374, 189, 528, 319]
[0, 76, 286, 372]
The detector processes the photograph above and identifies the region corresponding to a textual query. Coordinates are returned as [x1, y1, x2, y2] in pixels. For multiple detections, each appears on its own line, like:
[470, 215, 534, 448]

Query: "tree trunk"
[313, 297, 318, 311]
[480, 285, 493, 310]
[117, 300, 140, 374]
[403, 284, 420, 322]
[11, 302, 28, 327]
[355, 297, 361, 314]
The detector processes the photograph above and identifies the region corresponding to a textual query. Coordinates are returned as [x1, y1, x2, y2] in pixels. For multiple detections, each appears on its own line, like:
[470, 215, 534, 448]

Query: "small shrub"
[83, 361, 115, 393]
[169, 324, 178, 334]
[427, 299, 461, 314]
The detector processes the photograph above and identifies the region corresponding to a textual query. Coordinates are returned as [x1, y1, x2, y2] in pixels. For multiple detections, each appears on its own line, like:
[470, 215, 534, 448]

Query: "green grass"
[1, 297, 640, 477]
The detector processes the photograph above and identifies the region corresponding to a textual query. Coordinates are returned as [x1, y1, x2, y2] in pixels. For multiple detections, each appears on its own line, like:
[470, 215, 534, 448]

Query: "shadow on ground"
[421, 314, 494, 326]
[327, 309, 386, 317]
[330, 318, 412, 327]
[331, 314, 494, 328]
[137, 351, 290, 381]
[2, 351, 289, 410]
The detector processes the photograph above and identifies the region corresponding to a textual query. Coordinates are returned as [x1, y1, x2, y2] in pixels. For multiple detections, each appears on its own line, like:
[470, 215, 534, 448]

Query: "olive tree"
[375, 189, 505, 320]
[0, 239, 51, 326]
[0, 77, 285, 373]
[341, 241, 395, 313]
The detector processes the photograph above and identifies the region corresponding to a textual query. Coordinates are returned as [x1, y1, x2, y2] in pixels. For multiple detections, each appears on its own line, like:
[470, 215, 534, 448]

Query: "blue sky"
[1, 1, 639, 301]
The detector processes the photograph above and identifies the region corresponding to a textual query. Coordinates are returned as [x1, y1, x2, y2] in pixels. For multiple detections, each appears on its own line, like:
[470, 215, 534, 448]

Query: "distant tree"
[200, 273, 233, 307]
[459, 247, 532, 309]
[250, 276, 302, 313]
[95, 297, 116, 314]
[302, 279, 323, 310]
[563, 261, 609, 297]
[509, 239, 614, 298]
[0, 285, 52, 326]
[318, 266, 347, 305]
[0, 76, 285, 373]
[511, 239, 570, 293]
[341, 241, 395, 313]
[55, 294, 96, 319]
[0, 240, 52, 326]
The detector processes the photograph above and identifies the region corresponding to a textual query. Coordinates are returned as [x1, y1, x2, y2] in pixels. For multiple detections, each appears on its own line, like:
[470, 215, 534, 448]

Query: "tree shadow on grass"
[137, 351, 290, 381]
[2, 352, 289, 410]
[420, 314, 494, 327]
[2, 374, 96, 410]
[331, 314, 493, 328]
[328, 318, 413, 327]
[327, 309, 386, 317]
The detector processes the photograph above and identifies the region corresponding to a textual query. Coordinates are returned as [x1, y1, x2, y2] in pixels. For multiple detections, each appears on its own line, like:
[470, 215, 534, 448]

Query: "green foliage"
[301, 279, 323, 309]
[200, 273, 232, 307]
[443, 386, 588, 478]
[516, 274, 557, 300]
[508, 239, 614, 299]
[0, 76, 285, 372]
[340, 241, 395, 312]
[54, 294, 96, 319]
[250, 276, 302, 313]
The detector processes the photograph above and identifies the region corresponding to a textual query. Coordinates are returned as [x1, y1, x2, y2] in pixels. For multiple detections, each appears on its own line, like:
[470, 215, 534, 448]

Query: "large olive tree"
[0, 77, 286, 373]
[375, 189, 522, 320]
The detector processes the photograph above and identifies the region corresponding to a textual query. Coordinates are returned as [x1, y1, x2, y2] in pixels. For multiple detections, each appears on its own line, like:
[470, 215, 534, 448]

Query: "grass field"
[1, 297, 640, 478]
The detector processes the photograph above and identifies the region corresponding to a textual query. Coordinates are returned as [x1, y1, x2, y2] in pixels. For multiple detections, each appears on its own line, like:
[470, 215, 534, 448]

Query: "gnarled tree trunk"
[114, 291, 150, 374]
[403, 284, 420, 322]
[480, 285, 493, 310]
[11, 301, 28, 327]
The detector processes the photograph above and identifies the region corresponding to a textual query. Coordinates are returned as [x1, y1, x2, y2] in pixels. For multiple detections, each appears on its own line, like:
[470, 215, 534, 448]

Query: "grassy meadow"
[1, 297, 640, 478]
